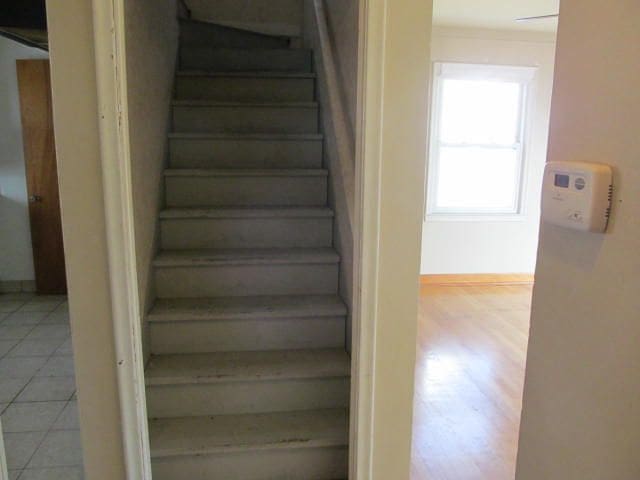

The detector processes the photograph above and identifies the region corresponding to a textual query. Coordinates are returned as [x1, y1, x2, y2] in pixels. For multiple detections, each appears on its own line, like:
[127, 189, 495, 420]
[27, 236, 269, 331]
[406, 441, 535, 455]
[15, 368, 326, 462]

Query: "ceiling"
[433, 0, 559, 32]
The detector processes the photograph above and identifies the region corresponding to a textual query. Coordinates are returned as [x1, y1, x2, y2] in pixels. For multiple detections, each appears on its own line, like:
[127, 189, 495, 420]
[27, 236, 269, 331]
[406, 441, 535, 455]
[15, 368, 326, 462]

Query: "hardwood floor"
[411, 283, 533, 480]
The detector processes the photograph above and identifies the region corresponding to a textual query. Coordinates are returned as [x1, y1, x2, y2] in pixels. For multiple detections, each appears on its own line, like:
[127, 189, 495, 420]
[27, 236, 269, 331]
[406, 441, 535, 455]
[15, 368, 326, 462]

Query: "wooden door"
[16, 59, 67, 294]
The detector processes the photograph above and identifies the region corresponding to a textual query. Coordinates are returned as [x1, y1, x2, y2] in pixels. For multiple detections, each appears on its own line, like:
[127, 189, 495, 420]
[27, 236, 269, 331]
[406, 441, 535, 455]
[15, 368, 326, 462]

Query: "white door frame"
[0, 419, 8, 480]
[91, 0, 433, 478]
[351, 0, 433, 479]
[91, 0, 152, 478]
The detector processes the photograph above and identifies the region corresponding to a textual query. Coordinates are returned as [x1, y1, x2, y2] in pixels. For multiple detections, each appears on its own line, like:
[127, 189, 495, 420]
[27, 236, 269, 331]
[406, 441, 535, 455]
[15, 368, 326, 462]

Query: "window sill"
[425, 213, 527, 223]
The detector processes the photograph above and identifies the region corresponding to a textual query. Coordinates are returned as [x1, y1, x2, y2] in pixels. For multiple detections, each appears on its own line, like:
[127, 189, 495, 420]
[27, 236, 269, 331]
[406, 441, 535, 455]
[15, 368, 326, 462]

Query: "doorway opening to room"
[1, 14, 85, 478]
[411, 3, 558, 479]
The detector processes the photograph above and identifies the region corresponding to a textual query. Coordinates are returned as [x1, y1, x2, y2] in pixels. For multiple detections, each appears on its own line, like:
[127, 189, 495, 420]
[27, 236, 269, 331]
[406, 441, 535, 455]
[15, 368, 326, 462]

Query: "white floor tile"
[51, 401, 79, 430]
[1, 402, 66, 433]
[17, 466, 84, 480]
[3, 431, 47, 470]
[53, 339, 73, 356]
[7, 339, 66, 358]
[0, 357, 48, 379]
[16, 377, 76, 403]
[0, 312, 48, 327]
[0, 378, 31, 402]
[37, 313, 69, 325]
[0, 340, 18, 357]
[35, 356, 75, 378]
[27, 430, 83, 468]
[8, 470, 21, 480]
[0, 327, 34, 341]
[23, 325, 70, 341]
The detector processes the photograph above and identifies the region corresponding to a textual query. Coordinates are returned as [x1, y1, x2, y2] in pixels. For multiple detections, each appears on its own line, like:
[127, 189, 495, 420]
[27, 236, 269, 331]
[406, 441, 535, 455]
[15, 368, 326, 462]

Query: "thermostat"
[541, 161, 613, 233]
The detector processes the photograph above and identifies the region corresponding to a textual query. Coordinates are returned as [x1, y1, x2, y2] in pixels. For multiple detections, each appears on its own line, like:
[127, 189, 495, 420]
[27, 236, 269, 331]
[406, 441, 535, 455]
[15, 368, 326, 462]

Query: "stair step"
[150, 409, 348, 480]
[179, 47, 313, 72]
[168, 133, 323, 169]
[146, 348, 349, 385]
[149, 294, 347, 322]
[164, 168, 328, 207]
[172, 101, 319, 134]
[148, 295, 346, 354]
[160, 207, 333, 249]
[154, 248, 340, 298]
[154, 247, 339, 267]
[175, 71, 315, 102]
[179, 19, 291, 50]
[145, 349, 350, 417]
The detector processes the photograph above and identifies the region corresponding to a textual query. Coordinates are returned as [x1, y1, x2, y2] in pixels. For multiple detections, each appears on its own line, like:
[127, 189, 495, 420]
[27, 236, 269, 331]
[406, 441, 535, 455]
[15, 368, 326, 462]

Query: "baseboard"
[420, 274, 535, 286]
[0, 280, 36, 293]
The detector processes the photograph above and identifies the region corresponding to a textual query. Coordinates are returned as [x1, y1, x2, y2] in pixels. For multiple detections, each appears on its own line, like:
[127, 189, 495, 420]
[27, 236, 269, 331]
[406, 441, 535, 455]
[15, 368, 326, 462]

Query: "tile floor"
[0, 293, 83, 480]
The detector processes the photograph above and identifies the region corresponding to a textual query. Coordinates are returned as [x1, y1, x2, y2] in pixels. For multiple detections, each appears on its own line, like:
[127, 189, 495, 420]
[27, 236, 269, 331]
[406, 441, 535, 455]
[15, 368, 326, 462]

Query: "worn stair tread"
[172, 100, 319, 107]
[160, 206, 334, 220]
[145, 348, 350, 386]
[168, 132, 323, 140]
[149, 408, 348, 457]
[153, 248, 340, 267]
[164, 168, 328, 177]
[148, 294, 347, 322]
[177, 70, 316, 78]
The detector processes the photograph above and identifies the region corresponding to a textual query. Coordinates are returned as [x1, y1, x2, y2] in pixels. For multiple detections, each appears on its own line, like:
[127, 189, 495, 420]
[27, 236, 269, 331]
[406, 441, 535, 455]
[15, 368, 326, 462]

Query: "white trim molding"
[0, 419, 8, 480]
[91, 0, 152, 478]
[351, 0, 433, 478]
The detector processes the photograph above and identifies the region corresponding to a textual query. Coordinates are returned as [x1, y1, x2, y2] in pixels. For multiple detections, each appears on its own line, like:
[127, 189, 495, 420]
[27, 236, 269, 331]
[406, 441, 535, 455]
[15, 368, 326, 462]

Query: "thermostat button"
[575, 177, 586, 190]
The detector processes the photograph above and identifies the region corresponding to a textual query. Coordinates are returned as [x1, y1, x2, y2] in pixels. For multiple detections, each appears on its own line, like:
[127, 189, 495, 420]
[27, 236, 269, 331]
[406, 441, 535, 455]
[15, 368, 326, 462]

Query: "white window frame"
[426, 62, 537, 220]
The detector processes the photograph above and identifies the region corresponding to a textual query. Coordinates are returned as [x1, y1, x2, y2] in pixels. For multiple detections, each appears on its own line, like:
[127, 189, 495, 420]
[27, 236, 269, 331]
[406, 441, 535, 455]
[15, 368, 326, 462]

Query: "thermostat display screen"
[554, 174, 570, 188]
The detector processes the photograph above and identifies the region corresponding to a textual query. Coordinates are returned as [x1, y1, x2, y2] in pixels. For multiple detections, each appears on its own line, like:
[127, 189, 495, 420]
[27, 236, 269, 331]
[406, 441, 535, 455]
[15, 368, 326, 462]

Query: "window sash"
[426, 62, 534, 218]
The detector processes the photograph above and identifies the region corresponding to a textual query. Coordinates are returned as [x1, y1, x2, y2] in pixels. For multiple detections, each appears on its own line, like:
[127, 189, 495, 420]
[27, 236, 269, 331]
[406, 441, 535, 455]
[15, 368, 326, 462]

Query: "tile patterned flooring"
[0, 294, 83, 480]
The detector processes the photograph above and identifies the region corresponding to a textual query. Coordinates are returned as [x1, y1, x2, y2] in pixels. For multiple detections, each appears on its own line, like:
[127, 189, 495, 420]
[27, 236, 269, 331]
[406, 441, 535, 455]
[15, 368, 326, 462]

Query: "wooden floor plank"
[412, 284, 533, 480]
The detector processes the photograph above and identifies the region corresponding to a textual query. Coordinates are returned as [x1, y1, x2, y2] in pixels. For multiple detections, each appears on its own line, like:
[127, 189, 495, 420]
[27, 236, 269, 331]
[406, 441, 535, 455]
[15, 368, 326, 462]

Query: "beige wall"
[46, 0, 127, 477]
[185, 0, 303, 36]
[422, 27, 556, 274]
[123, 0, 179, 357]
[516, 1, 640, 478]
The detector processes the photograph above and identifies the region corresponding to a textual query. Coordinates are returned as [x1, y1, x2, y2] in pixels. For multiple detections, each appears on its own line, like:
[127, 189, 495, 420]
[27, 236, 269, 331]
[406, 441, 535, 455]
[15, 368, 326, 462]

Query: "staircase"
[145, 19, 350, 480]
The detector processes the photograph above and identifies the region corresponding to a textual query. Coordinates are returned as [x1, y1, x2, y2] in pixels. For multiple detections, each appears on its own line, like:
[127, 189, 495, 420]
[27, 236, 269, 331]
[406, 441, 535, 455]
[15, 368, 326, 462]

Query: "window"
[427, 63, 536, 217]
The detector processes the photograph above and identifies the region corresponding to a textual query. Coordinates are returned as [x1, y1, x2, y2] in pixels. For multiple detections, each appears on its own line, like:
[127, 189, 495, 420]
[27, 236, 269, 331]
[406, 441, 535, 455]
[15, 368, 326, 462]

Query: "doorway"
[412, 3, 558, 479]
[1, 33, 83, 480]
[16, 59, 67, 295]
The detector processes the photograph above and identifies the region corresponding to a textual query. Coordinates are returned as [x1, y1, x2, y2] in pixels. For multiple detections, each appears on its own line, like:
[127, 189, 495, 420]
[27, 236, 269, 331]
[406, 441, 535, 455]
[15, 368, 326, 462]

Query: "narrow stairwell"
[146, 19, 350, 480]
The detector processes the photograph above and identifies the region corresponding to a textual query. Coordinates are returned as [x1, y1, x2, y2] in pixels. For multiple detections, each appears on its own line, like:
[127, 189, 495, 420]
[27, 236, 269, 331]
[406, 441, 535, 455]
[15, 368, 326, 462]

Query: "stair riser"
[149, 316, 345, 354]
[155, 263, 339, 298]
[161, 217, 332, 249]
[175, 77, 315, 102]
[169, 137, 323, 169]
[180, 22, 290, 50]
[152, 447, 347, 480]
[180, 48, 312, 72]
[147, 378, 349, 418]
[173, 105, 319, 134]
[165, 176, 327, 207]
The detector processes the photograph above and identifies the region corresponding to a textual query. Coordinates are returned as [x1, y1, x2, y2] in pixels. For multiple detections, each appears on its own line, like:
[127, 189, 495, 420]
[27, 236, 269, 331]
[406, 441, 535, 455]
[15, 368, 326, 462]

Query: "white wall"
[421, 27, 556, 274]
[322, 0, 359, 138]
[302, 0, 359, 349]
[0, 37, 48, 284]
[123, 0, 179, 357]
[516, 1, 640, 478]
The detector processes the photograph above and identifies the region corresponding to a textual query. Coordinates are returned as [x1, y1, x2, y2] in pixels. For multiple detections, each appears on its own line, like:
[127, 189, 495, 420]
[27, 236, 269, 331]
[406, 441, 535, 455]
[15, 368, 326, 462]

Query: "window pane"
[436, 146, 520, 211]
[440, 79, 522, 145]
